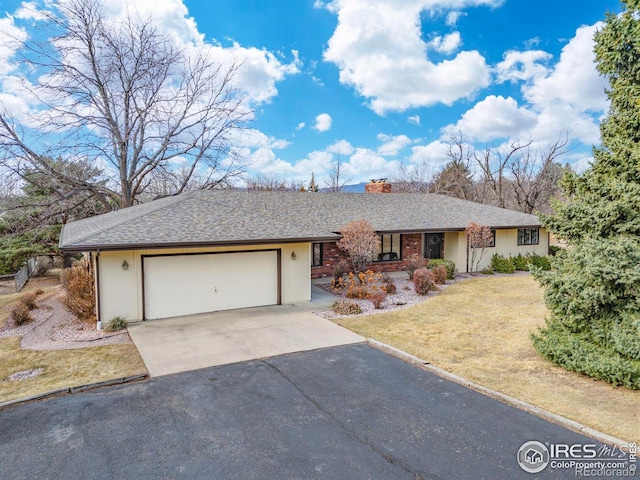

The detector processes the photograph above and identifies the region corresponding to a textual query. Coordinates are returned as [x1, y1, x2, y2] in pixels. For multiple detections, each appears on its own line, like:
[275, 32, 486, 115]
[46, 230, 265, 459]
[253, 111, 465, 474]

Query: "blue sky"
[0, 0, 623, 186]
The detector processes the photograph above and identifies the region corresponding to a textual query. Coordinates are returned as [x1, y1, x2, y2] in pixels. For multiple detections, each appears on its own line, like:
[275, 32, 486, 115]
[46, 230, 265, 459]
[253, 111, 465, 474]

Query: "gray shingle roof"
[59, 190, 542, 251]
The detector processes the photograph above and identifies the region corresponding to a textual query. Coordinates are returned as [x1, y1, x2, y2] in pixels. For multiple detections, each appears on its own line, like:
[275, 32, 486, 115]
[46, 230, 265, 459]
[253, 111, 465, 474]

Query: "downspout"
[466, 235, 470, 273]
[95, 249, 102, 331]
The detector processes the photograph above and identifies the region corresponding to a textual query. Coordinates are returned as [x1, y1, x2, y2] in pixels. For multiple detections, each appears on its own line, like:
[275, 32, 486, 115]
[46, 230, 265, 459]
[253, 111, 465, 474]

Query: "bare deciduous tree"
[336, 219, 379, 278]
[391, 160, 433, 193]
[465, 221, 494, 272]
[324, 155, 351, 192]
[510, 133, 571, 214]
[474, 139, 533, 209]
[245, 174, 289, 191]
[0, 0, 250, 209]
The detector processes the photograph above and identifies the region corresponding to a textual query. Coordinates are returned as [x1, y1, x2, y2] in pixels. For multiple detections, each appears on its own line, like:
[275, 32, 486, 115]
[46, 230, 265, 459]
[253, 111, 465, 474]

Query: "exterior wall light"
[291, 252, 296, 260]
[122, 260, 129, 270]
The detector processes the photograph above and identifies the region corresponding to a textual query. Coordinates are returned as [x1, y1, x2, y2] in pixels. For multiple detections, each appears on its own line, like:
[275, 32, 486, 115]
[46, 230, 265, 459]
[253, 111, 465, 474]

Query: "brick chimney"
[365, 179, 392, 193]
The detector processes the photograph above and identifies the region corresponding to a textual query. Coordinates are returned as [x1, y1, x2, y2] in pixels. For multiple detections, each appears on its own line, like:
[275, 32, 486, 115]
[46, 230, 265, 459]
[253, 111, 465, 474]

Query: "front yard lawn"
[0, 277, 147, 404]
[0, 337, 145, 403]
[334, 274, 639, 442]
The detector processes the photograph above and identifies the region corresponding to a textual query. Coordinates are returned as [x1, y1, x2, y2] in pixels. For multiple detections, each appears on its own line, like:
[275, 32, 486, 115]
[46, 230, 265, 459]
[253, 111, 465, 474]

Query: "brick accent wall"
[311, 233, 424, 278]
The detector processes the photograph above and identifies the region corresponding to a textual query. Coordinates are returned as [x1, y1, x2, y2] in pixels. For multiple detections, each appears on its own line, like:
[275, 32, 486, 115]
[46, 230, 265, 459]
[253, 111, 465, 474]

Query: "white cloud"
[343, 148, 398, 180]
[296, 122, 305, 130]
[15, 2, 47, 21]
[408, 115, 421, 126]
[0, 0, 299, 127]
[446, 11, 466, 27]
[323, 0, 496, 114]
[327, 139, 354, 156]
[377, 133, 412, 156]
[409, 140, 451, 172]
[447, 95, 538, 141]
[427, 31, 461, 54]
[220, 45, 300, 104]
[496, 50, 552, 83]
[524, 23, 608, 113]
[524, 37, 541, 49]
[445, 22, 608, 148]
[314, 113, 332, 132]
[0, 16, 27, 74]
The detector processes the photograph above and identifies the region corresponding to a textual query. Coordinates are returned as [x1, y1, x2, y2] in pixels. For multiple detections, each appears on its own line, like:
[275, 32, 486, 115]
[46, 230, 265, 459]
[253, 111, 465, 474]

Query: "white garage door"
[143, 250, 279, 320]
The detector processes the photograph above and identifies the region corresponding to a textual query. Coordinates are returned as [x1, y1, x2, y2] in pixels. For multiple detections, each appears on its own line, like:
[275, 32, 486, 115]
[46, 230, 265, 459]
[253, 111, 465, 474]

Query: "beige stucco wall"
[442, 228, 549, 273]
[96, 243, 311, 322]
[443, 232, 466, 272]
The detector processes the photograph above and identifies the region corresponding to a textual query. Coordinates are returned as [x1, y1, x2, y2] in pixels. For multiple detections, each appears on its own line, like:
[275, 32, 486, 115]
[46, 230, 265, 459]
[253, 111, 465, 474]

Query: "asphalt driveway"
[0, 344, 601, 480]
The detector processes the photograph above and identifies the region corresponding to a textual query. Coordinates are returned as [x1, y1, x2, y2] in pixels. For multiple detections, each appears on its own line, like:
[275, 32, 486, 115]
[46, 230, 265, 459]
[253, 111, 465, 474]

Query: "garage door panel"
[144, 251, 278, 319]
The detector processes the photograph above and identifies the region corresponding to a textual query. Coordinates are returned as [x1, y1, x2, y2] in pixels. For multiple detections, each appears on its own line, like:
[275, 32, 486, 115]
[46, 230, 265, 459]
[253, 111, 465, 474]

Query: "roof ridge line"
[66, 191, 197, 247]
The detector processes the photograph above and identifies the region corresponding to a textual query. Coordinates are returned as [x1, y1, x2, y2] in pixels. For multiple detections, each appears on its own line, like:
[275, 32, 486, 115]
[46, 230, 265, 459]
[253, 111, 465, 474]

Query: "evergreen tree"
[533, 0, 640, 388]
[0, 158, 109, 274]
[308, 172, 319, 192]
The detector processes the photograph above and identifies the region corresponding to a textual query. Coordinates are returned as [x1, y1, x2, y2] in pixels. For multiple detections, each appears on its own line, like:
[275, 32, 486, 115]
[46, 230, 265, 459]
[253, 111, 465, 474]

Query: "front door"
[425, 233, 444, 259]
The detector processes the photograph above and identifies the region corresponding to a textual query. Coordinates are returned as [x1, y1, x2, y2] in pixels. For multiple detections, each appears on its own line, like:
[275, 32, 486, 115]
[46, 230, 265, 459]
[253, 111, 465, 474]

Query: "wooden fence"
[13, 258, 36, 292]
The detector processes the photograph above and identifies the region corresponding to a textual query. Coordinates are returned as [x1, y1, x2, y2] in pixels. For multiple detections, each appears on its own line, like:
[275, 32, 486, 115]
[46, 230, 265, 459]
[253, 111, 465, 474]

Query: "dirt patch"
[0, 278, 14, 295]
[1, 287, 132, 350]
[0, 275, 61, 295]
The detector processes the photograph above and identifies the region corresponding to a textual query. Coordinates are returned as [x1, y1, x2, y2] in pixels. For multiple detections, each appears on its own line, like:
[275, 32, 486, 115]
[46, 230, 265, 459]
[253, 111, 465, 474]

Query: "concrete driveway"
[128, 286, 363, 376]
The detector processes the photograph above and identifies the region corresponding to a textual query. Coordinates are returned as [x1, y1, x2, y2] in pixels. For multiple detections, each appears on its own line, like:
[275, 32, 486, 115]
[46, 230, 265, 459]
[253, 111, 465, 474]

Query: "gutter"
[94, 250, 102, 331]
[59, 236, 342, 253]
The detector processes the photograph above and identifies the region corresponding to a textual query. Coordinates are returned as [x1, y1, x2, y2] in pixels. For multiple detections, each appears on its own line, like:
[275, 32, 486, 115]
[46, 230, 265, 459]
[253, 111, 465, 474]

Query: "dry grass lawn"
[335, 274, 640, 442]
[0, 337, 146, 403]
[0, 276, 147, 404]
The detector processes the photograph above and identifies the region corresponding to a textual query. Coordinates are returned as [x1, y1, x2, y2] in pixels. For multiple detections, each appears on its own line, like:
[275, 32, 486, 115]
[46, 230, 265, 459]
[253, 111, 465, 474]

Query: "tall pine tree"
[533, 0, 640, 388]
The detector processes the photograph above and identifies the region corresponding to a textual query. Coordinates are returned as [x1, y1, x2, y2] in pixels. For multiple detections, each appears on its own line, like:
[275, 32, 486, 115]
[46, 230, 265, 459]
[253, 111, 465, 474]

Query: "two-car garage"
[142, 250, 280, 320]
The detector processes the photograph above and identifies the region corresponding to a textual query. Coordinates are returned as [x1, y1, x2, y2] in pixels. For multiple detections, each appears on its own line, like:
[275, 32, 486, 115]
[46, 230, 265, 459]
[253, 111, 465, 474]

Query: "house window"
[312, 243, 323, 267]
[517, 228, 539, 246]
[376, 233, 401, 261]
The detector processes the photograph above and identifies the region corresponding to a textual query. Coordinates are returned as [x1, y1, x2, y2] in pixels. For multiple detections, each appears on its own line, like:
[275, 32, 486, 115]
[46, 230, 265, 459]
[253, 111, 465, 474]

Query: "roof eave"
[59, 235, 342, 253]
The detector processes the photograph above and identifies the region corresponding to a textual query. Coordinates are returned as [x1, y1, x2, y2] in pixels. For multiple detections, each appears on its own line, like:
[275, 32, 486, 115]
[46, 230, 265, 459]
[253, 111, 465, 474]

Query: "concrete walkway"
[128, 294, 363, 376]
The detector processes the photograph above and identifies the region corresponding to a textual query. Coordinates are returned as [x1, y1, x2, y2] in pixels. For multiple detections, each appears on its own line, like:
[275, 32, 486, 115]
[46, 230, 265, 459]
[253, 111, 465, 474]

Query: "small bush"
[511, 253, 530, 271]
[431, 265, 447, 285]
[343, 270, 384, 299]
[481, 267, 495, 275]
[333, 259, 350, 283]
[61, 266, 96, 322]
[332, 300, 362, 315]
[20, 292, 38, 310]
[428, 259, 456, 280]
[528, 253, 551, 271]
[405, 253, 427, 279]
[381, 273, 397, 294]
[490, 254, 515, 274]
[413, 268, 438, 295]
[369, 290, 387, 309]
[346, 284, 370, 299]
[106, 316, 127, 332]
[11, 304, 33, 326]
